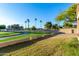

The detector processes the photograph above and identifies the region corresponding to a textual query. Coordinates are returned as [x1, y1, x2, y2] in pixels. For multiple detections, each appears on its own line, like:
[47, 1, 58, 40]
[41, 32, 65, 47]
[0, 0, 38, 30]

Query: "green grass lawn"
[1, 32, 78, 56]
[0, 32, 48, 43]
[0, 34, 78, 56]
[0, 32, 20, 38]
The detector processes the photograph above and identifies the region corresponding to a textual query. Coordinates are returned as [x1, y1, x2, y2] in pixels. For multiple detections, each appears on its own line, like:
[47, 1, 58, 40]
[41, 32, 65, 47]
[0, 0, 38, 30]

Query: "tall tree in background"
[63, 22, 73, 28]
[31, 26, 36, 30]
[0, 25, 6, 29]
[0, 25, 6, 31]
[44, 22, 52, 30]
[25, 20, 27, 29]
[7, 24, 23, 31]
[27, 19, 30, 29]
[40, 20, 42, 29]
[52, 24, 59, 30]
[35, 18, 37, 28]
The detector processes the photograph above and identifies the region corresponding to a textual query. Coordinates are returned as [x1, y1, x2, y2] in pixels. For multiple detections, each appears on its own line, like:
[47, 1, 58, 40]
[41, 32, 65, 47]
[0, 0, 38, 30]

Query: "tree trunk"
[28, 22, 29, 30]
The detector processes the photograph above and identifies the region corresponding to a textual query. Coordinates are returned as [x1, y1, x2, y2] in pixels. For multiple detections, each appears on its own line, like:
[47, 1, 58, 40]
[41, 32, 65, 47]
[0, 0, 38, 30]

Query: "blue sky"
[0, 3, 72, 28]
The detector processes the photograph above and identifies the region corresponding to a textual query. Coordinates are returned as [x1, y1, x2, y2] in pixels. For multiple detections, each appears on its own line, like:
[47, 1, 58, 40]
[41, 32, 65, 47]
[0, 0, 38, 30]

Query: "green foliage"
[7, 24, 24, 30]
[66, 4, 77, 16]
[44, 22, 52, 29]
[63, 22, 73, 28]
[31, 26, 36, 30]
[40, 20, 42, 23]
[27, 19, 30, 29]
[35, 18, 37, 21]
[56, 4, 77, 27]
[0, 25, 6, 29]
[44, 22, 60, 30]
[65, 4, 77, 22]
[27, 19, 30, 22]
[56, 12, 66, 21]
[52, 24, 59, 30]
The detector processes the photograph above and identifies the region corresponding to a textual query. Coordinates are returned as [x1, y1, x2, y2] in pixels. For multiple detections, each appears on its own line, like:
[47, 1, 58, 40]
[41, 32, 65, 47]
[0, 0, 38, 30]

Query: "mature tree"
[0, 25, 6, 29]
[25, 20, 27, 29]
[31, 26, 36, 30]
[56, 12, 66, 21]
[27, 19, 30, 29]
[40, 20, 42, 28]
[63, 22, 73, 28]
[20, 26, 24, 30]
[11, 24, 20, 30]
[52, 24, 59, 30]
[56, 4, 77, 28]
[44, 22, 52, 30]
[7, 24, 24, 31]
[35, 18, 37, 28]
[65, 4, 77, 22]
[7, 25, 11, 29]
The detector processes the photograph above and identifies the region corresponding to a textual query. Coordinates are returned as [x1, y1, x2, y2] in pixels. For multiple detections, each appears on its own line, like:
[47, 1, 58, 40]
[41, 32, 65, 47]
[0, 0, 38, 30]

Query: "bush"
[31, 26, 36, 30]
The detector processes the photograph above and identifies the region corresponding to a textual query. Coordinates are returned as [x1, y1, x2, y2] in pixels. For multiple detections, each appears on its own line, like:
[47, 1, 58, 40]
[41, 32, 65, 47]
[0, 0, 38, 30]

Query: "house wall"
[59, 28, 77, 34]
[77, 4, 79, 34]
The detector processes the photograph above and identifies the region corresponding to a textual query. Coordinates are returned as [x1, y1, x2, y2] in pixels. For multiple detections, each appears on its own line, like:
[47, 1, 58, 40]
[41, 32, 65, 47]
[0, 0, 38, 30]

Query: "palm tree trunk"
[35, 21, 37, 28]
[25, 23, 26, 29]
[28, 22, 29, 29]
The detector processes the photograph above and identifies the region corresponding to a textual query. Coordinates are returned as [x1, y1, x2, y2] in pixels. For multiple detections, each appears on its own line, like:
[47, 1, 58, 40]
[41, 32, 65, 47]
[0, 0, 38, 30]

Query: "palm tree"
[35, 18, 37, 28]
[27, 19, 30, 29]
[25, 21, 27, 29]
[40, 20, 42, 29]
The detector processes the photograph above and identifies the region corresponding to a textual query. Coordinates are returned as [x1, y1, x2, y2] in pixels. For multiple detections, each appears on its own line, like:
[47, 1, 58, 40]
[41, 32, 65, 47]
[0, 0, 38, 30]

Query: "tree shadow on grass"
[0, 32, 65, 55]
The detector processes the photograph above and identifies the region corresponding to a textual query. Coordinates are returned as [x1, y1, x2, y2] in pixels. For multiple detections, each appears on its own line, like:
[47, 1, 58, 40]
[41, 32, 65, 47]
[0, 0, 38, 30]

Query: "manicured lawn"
[0, 32, 48, 43]
[1, 34, 78, 56]
[0, 32, 20, 38]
